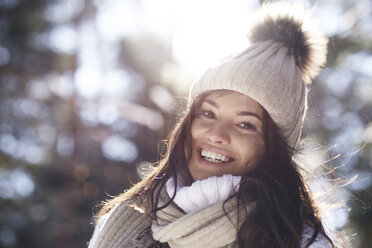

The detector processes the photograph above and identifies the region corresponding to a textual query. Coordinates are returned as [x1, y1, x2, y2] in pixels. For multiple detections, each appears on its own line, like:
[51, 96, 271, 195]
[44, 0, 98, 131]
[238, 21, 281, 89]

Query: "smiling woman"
[188, 91, 265, 181]
[88, 2, 335, 248]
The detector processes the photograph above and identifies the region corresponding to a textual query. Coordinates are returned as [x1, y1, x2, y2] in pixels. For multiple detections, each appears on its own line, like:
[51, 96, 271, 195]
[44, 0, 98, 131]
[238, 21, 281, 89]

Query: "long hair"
[234, 105, 334, 247]
[97, 90, 334, 248]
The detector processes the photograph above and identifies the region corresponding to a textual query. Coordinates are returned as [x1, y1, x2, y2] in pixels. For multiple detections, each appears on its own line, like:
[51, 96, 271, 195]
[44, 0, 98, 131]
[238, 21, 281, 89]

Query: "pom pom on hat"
[248, 1, 328, 83]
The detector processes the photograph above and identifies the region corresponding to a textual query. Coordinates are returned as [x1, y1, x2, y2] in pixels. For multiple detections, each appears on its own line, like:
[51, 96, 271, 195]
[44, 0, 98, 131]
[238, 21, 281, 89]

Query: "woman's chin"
[189, 166, 224, 181]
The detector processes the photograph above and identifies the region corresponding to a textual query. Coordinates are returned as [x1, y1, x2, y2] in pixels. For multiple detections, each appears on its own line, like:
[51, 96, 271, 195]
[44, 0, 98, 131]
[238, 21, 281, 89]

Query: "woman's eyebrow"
[204, 99, 219, 108]
[237, 111, 262, 121]
[205, 99, 262, 121]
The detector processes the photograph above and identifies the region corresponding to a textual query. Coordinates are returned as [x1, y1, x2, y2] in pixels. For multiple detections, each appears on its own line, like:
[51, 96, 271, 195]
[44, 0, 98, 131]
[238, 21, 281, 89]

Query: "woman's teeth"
[201, 149, 230, 163]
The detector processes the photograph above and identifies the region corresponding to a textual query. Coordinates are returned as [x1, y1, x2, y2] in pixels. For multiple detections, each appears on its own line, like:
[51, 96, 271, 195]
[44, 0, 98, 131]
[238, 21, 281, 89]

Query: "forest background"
[0, 0, 371, 247]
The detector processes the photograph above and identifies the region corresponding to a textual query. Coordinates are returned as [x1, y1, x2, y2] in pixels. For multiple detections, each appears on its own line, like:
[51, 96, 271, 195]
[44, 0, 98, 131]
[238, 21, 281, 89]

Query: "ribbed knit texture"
[189, 40, 305, 147]
[166, 174, 241, 214]
[188, 2, 328, 148]
[88, 200, 154, 248]
[87, 187, 331, 248]
[151, 189, 251, 248]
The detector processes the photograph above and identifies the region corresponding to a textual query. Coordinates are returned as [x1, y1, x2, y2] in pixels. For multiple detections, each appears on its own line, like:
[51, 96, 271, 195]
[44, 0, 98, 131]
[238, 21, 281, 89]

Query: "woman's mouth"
[199, 148, 232, 163]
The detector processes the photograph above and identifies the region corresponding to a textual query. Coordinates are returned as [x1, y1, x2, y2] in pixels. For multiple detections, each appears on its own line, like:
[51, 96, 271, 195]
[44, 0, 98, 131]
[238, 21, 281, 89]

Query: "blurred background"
[0, 0, 371, 247]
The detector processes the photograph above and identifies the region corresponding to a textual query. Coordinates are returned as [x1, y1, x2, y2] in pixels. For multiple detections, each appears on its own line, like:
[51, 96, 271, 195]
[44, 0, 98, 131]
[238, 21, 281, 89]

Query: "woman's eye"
[200, 110, 215, 119]
[238, 122, 257, 131]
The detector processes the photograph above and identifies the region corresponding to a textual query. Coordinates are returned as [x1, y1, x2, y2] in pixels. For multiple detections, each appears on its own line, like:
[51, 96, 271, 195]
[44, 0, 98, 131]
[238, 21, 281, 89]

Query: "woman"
[88, 2, 335, 247]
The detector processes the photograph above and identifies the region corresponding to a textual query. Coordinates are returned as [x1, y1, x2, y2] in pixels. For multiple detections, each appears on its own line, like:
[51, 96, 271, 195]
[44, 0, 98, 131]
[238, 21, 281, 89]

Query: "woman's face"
[188, 91, 265, 181]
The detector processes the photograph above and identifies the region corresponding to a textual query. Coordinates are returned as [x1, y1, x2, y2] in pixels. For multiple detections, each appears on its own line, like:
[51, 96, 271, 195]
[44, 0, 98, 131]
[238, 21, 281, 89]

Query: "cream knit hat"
[188, 2, 328, 148]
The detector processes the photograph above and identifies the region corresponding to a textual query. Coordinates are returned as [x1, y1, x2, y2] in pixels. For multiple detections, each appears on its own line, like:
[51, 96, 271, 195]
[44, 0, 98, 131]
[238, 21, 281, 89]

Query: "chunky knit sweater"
[88, 199, 154, 248]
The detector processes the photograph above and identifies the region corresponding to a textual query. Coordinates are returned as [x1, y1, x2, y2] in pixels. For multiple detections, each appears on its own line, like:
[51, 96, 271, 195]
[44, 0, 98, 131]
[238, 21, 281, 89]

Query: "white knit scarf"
[151, 175, 254, 248]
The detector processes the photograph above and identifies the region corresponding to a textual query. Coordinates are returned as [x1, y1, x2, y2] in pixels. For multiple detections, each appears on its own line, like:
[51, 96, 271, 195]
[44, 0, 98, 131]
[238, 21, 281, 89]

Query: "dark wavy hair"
[98, 90, 334, 248]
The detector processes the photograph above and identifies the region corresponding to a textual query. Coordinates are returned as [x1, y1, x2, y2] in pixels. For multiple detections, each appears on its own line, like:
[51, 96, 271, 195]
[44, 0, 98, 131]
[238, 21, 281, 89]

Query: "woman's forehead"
[203, 90, 263, 112]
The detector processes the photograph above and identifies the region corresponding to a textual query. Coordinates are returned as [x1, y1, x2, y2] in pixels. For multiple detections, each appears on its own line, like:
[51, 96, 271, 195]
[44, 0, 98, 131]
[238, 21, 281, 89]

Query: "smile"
[200, 149, 232, 163]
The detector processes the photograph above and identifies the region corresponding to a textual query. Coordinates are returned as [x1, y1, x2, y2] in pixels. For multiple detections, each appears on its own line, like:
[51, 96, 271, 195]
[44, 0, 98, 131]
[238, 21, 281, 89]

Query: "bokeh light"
[1, 0, 371, 247]
[101, 135, 138, 162]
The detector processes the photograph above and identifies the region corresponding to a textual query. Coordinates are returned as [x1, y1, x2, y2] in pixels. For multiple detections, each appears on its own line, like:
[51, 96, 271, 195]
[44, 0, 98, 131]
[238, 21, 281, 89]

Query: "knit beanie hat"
[188, 2, 328, 148]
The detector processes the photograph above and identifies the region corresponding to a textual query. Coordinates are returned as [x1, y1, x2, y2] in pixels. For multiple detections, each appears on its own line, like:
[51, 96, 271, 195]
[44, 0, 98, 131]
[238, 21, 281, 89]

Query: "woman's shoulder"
[301, 224, 332, 248]
[88, 198, 152, 248]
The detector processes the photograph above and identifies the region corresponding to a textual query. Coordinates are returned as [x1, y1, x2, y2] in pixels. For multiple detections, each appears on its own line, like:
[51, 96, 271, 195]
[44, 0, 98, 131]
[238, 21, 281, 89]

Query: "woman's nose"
[205, 122, 231, 144]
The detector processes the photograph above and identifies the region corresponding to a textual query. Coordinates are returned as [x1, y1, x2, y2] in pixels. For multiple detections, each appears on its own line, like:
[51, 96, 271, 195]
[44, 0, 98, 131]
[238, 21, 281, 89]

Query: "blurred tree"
[0, 0, 371, 248]
[0, 0, 179, 247]
[301, 1, 372, 247]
